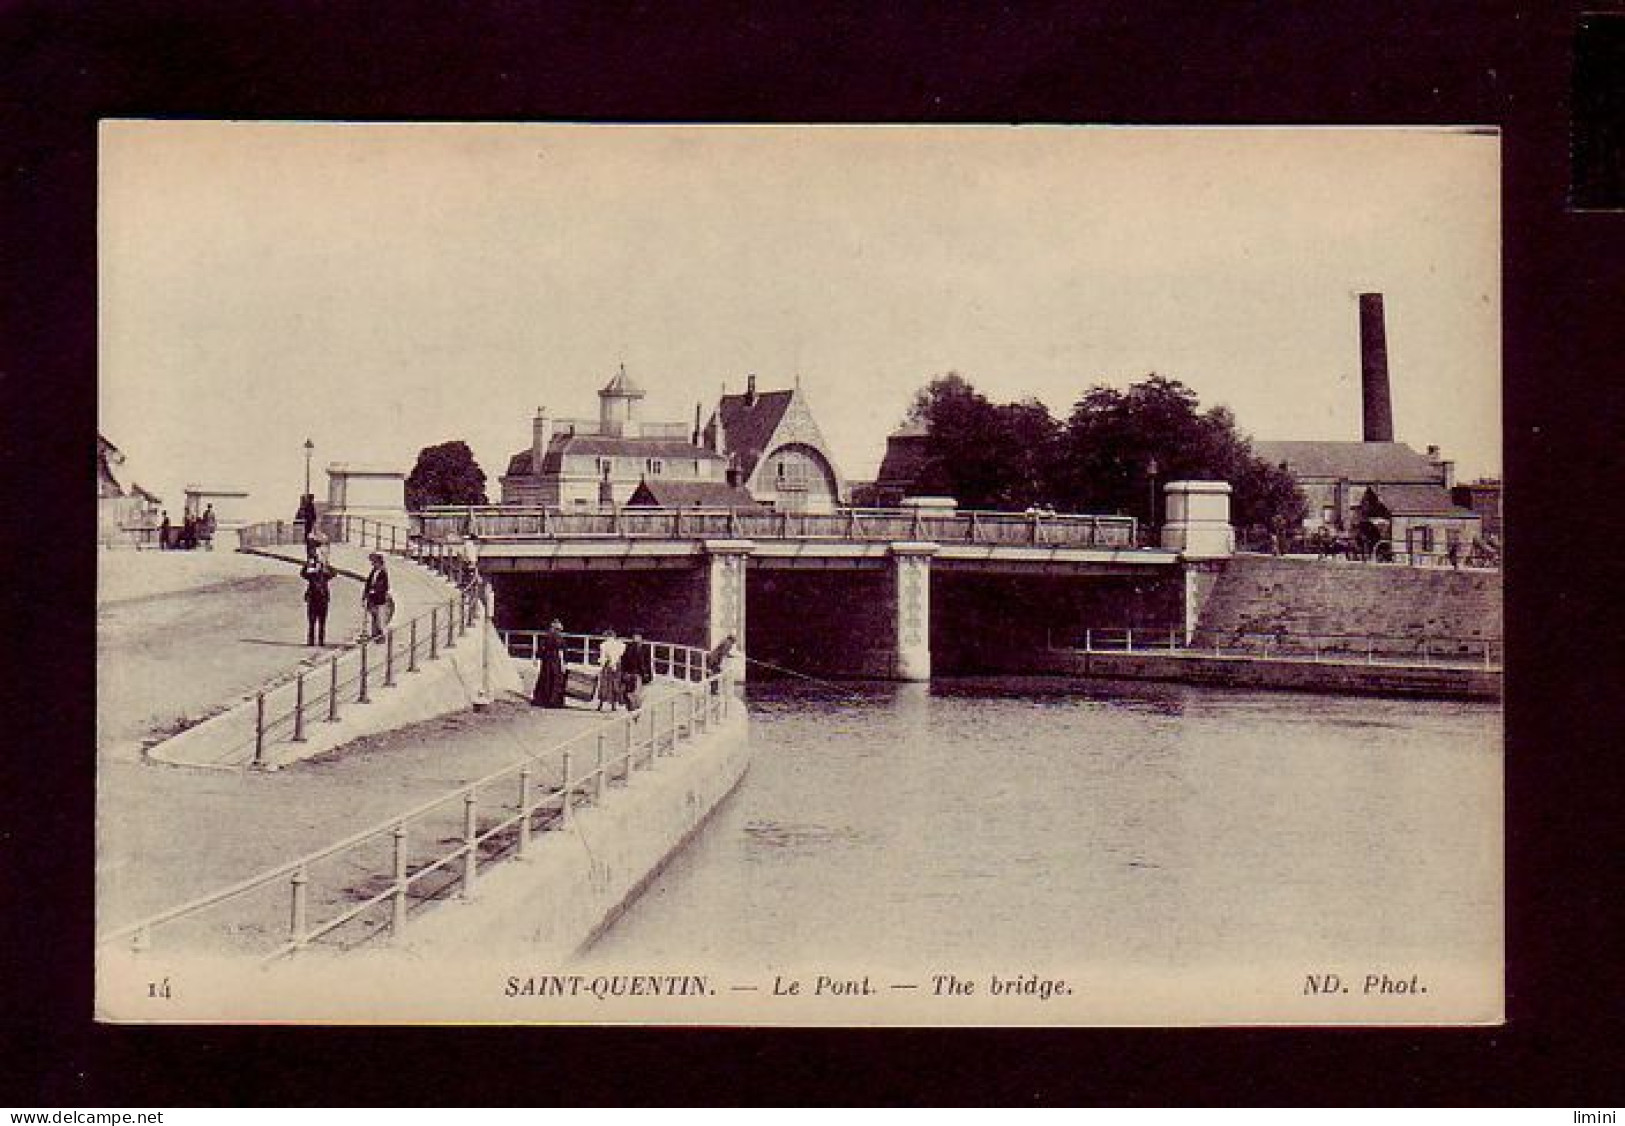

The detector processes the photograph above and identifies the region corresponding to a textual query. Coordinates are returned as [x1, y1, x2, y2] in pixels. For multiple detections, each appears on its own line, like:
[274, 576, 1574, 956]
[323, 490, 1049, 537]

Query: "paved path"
[97, 552, 347, 759]
[98, 688, 688, 944]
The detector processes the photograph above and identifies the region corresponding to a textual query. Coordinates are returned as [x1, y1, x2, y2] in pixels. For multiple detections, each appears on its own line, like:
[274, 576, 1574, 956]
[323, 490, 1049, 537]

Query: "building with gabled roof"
[700, 374, 846, 513]
[626, 478, 765, 511]
[501, 365, 731, 509]
[98, 433, 164, 546]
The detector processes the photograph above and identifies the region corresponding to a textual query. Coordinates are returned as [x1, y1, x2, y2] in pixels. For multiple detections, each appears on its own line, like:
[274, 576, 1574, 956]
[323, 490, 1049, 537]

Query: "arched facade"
[755, 442, 841, 514]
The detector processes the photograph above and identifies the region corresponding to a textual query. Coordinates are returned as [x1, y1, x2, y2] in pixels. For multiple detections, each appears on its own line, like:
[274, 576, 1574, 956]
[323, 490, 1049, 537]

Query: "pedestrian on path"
[363, 552, 393, 641]
[300, 550, 337, 646]
[621, 629, 651, 711]
[531, 619, 567, 708]
[595, 628, 625, 711]
[200, 504, 217, 550]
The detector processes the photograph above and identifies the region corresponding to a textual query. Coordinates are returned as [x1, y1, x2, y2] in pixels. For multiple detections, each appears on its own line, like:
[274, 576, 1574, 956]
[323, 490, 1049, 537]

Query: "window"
[646, 458, 664, 475]
[596, 457, 612, 478]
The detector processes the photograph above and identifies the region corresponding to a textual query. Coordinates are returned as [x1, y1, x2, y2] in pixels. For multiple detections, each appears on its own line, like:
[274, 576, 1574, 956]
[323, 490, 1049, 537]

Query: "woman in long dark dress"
[531, 620, 568, 708]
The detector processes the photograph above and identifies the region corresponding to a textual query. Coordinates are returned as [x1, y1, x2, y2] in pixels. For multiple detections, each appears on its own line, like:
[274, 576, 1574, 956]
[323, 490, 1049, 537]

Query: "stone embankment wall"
[1056, 649, 1500, 700]
[1193, 554, 1502, 649]
[386, 704, 750, 962]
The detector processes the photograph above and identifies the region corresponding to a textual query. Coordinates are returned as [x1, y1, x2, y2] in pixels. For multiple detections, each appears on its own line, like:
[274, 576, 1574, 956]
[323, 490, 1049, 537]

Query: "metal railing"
[1072, 626, 1502, 670]
[239, 512, 471, 579]
[99, 635, 733, 961]
[186, 515, 483, 768]
[499, 630, 711, 683]
[413, 505, 1139, 549]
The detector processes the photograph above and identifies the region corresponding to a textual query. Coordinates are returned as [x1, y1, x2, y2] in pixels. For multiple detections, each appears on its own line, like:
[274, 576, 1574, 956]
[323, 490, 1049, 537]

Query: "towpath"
[98, 687, 688, 937]
[98, 543, 458, 763]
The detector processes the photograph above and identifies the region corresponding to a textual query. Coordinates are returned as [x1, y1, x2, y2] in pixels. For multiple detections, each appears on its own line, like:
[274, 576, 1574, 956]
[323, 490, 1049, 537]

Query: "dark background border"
[5, 0, 1622, 1106]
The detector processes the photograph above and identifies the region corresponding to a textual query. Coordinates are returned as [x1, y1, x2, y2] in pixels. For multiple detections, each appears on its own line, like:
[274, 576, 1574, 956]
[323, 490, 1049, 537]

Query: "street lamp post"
[1147, 456, 1160, 547]
[303, 438, 315, 497]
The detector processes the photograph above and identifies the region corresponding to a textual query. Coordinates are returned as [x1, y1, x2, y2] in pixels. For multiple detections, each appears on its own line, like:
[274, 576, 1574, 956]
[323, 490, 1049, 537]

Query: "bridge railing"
[99, 634, 731, 961]
[1070, 626, 1501, 669]
[414, 505, 1139, 549]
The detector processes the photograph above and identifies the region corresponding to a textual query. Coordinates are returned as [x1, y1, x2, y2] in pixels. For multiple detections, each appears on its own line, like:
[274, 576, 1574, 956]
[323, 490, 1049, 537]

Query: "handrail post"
[595, 733, 606, 803]
[384, 628, 396, 687]
[461, 791, 478, 897]
[358, 639, 370, 703]
[445, 598, 458, 650]
[253, 691, 266, 766]
[560, 752, 573, 826]
[429, 608, 439, 660]
[517, 768, 533, 857]
[326, 656, 340, 722]
[391, 824, 408, 937]
[292, 673, 307, 743]
[289, 866, 308, 948]
[408, 619, 420, 672]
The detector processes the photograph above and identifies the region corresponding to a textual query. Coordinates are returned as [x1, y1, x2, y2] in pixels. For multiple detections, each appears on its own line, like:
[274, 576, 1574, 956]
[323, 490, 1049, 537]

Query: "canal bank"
[1049, 647, 1501, 700]
[387, 702, 749, 964]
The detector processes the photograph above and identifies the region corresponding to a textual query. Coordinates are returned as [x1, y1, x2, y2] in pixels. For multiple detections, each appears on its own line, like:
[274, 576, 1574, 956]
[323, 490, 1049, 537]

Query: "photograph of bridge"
[96, 122, 1501, 1026]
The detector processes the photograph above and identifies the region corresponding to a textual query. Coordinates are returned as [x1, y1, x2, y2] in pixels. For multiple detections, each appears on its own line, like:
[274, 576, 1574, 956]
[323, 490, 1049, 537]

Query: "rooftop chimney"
[1359, 293, 1395, 443]
[746, 373, 757, 406]
[532, 407, 552, 475]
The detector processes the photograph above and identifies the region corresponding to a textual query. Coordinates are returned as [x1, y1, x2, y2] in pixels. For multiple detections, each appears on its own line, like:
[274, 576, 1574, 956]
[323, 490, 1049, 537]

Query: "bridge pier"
[890, 542, 938, 681]
[704, 540, 753, 679]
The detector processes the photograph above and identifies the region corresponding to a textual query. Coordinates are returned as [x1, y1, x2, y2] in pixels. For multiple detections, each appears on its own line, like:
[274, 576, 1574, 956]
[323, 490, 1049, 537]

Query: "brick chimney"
[1426, 444, 1456, 489]
[745, 372, 757, 406]
[1359, 293, 1395, 442]
[532, 407, 552, 475]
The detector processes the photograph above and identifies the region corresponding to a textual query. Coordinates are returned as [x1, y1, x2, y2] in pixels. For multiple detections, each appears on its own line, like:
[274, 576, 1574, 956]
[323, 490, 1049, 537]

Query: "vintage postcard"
[96, 122, 1501, 1025]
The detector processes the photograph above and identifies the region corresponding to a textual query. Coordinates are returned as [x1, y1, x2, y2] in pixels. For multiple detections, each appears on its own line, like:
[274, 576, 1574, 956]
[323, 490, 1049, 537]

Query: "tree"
[405, 441, 488, 511]
[1052, 374, 1306, 531]
[906, 374, 1060, 510]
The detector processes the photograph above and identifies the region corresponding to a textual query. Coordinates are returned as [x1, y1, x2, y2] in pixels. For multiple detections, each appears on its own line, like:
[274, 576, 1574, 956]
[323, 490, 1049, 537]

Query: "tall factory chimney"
[1358, 293, 1395, 443]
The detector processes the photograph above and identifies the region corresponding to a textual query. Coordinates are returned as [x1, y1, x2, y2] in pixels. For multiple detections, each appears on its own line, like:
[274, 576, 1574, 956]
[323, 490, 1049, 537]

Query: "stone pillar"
[703, 540, 754, 679]
[889, 542, 938, 681]
[1160, 480, 1235, 559]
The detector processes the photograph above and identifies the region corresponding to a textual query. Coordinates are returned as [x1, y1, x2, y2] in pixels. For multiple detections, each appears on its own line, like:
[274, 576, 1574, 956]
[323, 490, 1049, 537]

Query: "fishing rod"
[743, 654, 868, 701]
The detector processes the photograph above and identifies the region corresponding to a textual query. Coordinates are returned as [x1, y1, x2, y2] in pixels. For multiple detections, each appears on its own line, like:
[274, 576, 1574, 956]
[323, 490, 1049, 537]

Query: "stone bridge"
[417, 490, 1233, 680]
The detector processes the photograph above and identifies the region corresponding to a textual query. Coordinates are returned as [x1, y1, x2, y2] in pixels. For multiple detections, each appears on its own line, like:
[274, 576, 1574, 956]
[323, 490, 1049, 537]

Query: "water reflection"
[587, 678, 1502, 971]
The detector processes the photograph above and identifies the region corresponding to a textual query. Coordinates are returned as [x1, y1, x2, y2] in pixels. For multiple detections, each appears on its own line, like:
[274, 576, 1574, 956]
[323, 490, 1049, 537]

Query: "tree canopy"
[405, 441, 488, 511]
[904, 372, 1305, 532]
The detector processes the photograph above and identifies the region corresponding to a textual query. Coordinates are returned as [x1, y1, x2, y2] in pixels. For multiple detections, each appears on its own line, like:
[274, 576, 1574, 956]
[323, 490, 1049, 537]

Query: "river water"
[588, 677, 1501, 985]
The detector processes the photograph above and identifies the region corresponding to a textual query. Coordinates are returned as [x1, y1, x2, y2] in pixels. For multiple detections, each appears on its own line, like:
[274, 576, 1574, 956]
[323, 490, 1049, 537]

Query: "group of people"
[529, 625, 740, 712]
[297, 544, 393, 648]
[156, 505, 216, 551]
[528, 622, 653, 712]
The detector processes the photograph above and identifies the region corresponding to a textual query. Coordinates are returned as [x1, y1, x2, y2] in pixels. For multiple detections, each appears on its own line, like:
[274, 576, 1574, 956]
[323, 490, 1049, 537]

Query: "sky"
[100, 123, 1500, 519]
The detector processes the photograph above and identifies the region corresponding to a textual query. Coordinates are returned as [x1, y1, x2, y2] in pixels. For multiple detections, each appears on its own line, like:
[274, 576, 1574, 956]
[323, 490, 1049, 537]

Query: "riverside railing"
[191, 516, 483, 768]
[413, 505, 1139, 549]
[98, 638, 731, 961]
[499, 630, 711, 683]
[1072, 626, 1502, 670]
